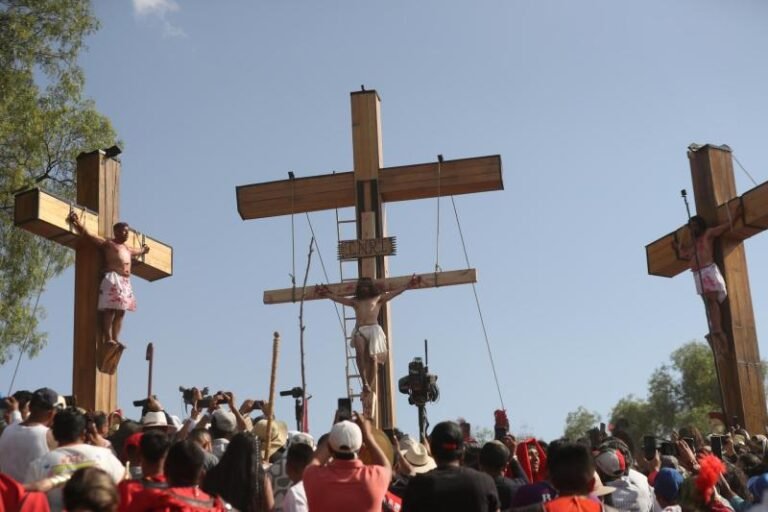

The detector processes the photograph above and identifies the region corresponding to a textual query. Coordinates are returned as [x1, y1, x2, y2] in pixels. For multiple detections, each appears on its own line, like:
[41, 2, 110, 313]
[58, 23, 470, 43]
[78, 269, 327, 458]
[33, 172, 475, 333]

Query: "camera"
[179, 386, 208, 406]
[398, 357, 439, 406]
[280, 387, 303, 399]
[132, 395, 157, 408]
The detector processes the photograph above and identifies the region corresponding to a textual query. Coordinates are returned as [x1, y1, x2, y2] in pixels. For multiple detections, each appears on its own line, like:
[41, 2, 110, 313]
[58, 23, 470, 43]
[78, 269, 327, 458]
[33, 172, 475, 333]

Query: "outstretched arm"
[315, 284, 355, 307]
[67, 212, 105, 246]
[380, 274, 421, 304]
[129, 243, 150, 258]
[708, 202, 743, 239]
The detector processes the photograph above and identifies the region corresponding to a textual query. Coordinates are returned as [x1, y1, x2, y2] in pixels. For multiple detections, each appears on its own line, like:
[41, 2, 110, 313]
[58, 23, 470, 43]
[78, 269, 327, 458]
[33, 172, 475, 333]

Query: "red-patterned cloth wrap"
[98, 271, 137, 311]
[692, 263, 727, 304]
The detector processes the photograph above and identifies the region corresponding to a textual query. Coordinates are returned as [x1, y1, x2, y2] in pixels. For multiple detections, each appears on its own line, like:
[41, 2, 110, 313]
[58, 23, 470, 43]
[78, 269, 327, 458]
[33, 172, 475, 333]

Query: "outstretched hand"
[315, 284, 331, 297]
[67, 211, 81, 227]
[407, 274, 422, 288]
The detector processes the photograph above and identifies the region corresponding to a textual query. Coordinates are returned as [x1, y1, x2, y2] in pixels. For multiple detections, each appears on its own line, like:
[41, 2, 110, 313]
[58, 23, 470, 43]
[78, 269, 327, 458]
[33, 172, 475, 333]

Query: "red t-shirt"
[303, 459, 391, 512]
[118, 475, 167, 512]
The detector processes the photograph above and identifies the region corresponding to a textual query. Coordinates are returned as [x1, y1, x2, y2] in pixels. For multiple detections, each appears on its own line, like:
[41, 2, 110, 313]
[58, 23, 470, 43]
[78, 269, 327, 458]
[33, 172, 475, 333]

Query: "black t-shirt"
[494, 475, 525, 512]
[402, 466, 500, 512]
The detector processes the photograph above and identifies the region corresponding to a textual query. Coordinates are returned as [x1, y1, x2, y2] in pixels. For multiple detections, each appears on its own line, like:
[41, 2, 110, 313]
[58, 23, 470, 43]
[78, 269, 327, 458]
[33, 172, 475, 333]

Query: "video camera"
[280, 387, 303, 399]
[398, 357, 439, 406]
[178, 386, 227, 409]
[132, 395, 157, 408]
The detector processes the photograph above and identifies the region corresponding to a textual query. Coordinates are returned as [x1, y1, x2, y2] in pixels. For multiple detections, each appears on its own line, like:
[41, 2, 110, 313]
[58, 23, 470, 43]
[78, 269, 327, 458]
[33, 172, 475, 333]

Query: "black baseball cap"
[430, 421, 464, 459]
[30, 388, 63, 410]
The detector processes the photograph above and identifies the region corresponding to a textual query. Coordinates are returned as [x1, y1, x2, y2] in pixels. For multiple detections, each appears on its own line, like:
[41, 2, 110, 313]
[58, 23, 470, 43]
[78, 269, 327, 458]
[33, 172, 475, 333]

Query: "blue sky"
[5, 0, 768, 441]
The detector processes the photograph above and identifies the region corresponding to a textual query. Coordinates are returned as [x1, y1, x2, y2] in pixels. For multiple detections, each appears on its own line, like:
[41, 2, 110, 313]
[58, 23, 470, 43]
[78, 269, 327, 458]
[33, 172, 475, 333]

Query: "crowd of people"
[2, 386, 768, 512]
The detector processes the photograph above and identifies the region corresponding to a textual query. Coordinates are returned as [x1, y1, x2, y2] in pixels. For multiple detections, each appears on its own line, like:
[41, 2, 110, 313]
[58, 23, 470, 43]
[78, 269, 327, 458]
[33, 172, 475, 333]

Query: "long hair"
[202, 432, 265, 512]
[355, 278, 379, 299]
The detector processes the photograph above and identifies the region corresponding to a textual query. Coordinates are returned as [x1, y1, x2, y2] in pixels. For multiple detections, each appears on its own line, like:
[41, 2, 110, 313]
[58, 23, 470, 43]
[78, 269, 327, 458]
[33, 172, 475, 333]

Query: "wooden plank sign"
[338, 237, 396, 260]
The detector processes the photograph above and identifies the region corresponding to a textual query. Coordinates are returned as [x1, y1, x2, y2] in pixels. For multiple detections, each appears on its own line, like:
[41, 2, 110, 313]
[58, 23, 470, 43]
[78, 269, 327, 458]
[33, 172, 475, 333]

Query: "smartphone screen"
[711, 435, 723, 459]
[337, 398, 352, 421]
[642, 435, 656, 460]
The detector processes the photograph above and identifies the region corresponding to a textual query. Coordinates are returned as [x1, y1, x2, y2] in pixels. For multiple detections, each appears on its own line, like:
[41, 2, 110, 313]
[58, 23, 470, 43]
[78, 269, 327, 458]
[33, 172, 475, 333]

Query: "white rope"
[449, 196, 506, 410]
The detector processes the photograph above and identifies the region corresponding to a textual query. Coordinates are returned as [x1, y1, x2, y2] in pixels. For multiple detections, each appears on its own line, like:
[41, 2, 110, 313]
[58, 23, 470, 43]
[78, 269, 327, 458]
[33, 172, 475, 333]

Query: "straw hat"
[253, 418, 289, 454]
[401, 443, 437, 474]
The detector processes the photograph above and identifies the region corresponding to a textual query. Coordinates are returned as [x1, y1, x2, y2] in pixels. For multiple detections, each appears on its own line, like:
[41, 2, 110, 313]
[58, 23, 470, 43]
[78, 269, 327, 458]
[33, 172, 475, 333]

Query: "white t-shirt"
[0, 422, 50, 482]
[282, 481, 308, 512]
[26, 443, 125, 512]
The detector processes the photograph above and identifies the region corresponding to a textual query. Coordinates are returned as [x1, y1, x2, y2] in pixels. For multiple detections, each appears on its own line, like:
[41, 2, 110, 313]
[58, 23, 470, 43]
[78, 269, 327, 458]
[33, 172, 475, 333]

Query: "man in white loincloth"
[68, 212, 149, 349]
[673, 203, 740, 339]
[316, 275, 420, 393]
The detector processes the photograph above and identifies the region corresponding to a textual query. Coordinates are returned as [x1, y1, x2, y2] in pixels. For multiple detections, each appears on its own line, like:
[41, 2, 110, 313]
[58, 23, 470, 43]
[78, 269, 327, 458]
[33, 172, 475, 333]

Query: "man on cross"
[673, 203, 741, 341]
[68, 211, 149, 349]
[316, 275, 420, 393]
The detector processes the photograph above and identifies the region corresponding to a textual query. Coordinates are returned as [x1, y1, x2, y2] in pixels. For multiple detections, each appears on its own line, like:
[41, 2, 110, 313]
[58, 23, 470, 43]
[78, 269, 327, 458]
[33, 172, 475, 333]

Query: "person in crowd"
[253, 417, 291, 511]
[2, 390, 34, 426]
[402, 421, 499, 512]
[303, 413, 391, 512]
[0, 388, 61, 482]
[480, 441, 525, 512]
[86, 412, 115, 452]
[118, 431, 171, 512]
[189, 428, 219, 471]
[654, 468, 683, 512]
[516, 439, 548, 483]
[127, 440, 226, 512]
[202, 432, 274, 512]
[281, 441, 314, 512]
[594, 447, 651, 512]
[123, 433, 144, 480]
[26, 408, 124, 511]
[63, 467, 119, 512]
[541, 442, 613, 512]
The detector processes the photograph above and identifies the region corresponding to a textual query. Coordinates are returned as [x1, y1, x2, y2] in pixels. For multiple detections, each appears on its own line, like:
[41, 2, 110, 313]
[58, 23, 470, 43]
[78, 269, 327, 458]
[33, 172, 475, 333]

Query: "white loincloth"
[352, 324, 388, 363]
[98, 271, 137, 311]
[693, 263, 727, 304]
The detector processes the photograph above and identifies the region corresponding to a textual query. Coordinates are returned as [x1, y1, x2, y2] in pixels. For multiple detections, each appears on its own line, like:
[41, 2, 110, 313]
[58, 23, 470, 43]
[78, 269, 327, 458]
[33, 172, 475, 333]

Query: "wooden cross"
[236, 90, 503, 428]
[645, 144, 768, 431]
[14, 149, 173, 413]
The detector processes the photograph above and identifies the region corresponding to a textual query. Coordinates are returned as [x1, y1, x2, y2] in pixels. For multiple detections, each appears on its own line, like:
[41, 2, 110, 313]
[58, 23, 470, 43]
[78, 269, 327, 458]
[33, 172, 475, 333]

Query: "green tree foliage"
[0, 0, 117, 363]
[608, 341, 719, 439]
[563, 341, 729, 443]
[563, 406, 601, 441]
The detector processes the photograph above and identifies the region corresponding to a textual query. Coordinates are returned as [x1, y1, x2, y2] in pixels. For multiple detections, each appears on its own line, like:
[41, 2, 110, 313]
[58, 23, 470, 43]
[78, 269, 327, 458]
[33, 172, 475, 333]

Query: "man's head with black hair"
[286, 442, 314, 484]
[547, 442, 595, 496]
[52, 408, 87, 445]
[12, 390, 33, 418]
[140, 430, 171, 464]
[92, 411, 109, 436]
[479, 441, 510, 476]
[165, 440, 206, 487]
[189, 427, 214, 453]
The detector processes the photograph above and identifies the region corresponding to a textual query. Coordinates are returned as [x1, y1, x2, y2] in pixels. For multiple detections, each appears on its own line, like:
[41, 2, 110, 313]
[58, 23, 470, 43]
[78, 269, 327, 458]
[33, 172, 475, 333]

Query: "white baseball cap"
[329, 420, 363, 454]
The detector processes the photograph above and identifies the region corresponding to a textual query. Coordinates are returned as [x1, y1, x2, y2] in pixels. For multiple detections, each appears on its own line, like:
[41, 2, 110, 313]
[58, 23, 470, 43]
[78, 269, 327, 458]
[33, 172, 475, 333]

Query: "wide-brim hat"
[141, 411, 171, 429]
[253, 418, 289, 454]
[591, 471, 616, 497]
[401, 443, 436, 474]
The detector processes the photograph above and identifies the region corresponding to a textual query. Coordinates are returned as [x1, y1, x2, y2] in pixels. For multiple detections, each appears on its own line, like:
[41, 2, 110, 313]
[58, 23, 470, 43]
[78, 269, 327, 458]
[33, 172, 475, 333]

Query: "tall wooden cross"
[646, 144, 768, 431]
[236, 90, 503, 428]
[14, 149, 173, 413]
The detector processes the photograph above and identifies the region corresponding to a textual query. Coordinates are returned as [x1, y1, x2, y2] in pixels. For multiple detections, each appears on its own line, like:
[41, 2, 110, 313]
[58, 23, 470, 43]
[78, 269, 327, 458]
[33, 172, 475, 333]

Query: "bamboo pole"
[264, 332, 281, 461]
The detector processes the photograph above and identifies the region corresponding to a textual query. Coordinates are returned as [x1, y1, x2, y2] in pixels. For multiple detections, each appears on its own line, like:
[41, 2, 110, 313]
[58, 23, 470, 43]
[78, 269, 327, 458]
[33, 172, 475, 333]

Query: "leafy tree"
[608, 395, 655, 440]
[563, 406, 601, 441]
[670, 342, 719, 409]
[0, 0, 117, 363]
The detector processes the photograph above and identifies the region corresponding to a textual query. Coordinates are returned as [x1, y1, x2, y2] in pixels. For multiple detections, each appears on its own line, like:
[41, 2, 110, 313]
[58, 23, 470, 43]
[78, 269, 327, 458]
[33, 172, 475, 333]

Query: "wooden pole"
[146, 342, 154, 398]
[298, 238, 314, 432]
[264, 332, 281, 461]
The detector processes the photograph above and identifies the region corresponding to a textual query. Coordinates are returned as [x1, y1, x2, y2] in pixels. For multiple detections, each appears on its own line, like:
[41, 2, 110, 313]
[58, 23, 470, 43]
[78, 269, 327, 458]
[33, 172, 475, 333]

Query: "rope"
[305, 213, 344, 333]
[449, 196, 506, 411]
[434, 155, 444, 285]
[732, 153, 759, 187]
[7, 258, 53, 394]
